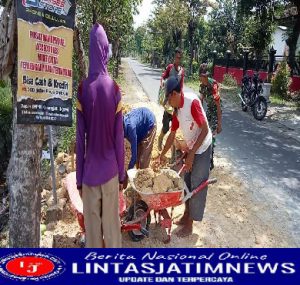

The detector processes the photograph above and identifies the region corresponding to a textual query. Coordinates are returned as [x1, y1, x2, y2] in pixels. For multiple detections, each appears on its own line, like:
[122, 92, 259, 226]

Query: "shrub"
[271, 61, 291, 100]
[222, 73, 238, 88]
[0, 81, 12, 178]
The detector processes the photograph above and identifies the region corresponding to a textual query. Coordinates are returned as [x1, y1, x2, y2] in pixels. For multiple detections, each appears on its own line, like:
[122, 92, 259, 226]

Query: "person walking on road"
[76, 23, 124, 248]
[158, 77, 212, 237]
[158, 47, 184, 151]
[199, 63, 222, 170]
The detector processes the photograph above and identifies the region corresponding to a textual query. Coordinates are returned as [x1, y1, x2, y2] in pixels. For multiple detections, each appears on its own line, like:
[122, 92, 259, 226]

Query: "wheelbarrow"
[64, 172, 126, 247]
[125, 167, 217, 243]
[65, 167, 217, 245]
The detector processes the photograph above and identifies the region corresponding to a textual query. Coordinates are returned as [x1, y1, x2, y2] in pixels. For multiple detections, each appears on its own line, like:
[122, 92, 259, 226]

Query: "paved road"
[127, 58, 300, 245]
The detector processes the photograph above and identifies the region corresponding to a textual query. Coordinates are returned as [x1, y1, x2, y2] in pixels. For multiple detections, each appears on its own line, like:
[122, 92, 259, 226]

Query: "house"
[271, 25, 300, 57]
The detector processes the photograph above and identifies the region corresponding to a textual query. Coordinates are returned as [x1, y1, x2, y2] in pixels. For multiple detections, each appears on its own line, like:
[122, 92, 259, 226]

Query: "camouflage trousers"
[206, 106, 218, 170]
[206, 106, 218, 133]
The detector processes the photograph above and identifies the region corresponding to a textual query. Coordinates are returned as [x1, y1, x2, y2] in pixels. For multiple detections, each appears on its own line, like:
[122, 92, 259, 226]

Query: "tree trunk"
[8, 61, 43, 248]
[73, 25, 87, 79]
[286, 14, 300, 76]
[188, 18, 196, 77]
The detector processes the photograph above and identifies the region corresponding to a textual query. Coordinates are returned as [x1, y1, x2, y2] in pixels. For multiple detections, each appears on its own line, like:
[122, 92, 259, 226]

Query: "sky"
[133, 0, 213, 29]
[133, 0, 154, 29]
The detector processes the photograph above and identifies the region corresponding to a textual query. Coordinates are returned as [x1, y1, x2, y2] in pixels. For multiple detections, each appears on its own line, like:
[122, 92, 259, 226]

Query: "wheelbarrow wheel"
[127, 200, 151, 242]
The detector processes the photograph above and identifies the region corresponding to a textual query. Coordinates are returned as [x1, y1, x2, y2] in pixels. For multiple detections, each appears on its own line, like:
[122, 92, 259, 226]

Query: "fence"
[212, 49, 300, 92]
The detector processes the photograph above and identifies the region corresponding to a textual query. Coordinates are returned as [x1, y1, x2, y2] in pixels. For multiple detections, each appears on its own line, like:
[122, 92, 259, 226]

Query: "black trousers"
[162, 111, 173, 134]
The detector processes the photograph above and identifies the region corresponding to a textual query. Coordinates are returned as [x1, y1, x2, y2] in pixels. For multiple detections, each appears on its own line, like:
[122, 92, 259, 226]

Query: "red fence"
[213, 65, 300, 92]
[290, 76, 300, 92]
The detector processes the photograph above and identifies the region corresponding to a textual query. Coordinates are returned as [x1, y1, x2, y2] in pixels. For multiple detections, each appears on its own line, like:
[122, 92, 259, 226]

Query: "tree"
[77, 0, 141, 78]
[148, 0, 189, 65]
[279, 0, 300, 74]
[0, 0, 43, 247]
[8, 65, 43, 247]
[0, 0, 8, 6]
[237, 0, 280, 57]
[207, 0, 244, 55]
[153, 0, 218, 75]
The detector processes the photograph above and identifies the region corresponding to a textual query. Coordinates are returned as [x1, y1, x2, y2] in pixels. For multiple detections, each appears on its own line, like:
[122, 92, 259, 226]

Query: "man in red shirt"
[158, 47, 184, 151]
[159, 77, 212, 237]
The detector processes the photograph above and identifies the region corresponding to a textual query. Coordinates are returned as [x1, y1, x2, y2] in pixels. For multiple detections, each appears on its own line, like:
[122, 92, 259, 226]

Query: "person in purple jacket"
[76, 23, 124, 248]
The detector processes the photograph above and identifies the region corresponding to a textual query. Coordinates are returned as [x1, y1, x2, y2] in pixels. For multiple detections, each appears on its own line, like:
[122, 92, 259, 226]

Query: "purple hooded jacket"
[76, 24, 124, 187]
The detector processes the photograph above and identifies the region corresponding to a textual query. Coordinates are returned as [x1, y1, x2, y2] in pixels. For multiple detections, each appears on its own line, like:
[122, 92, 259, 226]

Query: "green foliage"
[0, 0, 8, 6]
[76, 0, 141, 78]
[145, 0, 189, 66]
[222, 73, 238, 87]
[192, 60, 199, 78]
[271, 61, 292, 100]
[237, 0, 281, 56]
[58, 49, 84, 154]
[58, 125, 76, 153]
[207, 0, 244, 56]
[0, 81, 12, 176]
[185, 78, 200, 92]
[41, 159, 51, 180]
[0, 81, 12, 136]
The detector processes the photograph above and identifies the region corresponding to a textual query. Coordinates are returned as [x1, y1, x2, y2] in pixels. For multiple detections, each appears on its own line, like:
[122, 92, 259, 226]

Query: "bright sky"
[133, 0, 154, 29]
[133, 0, 214, 29]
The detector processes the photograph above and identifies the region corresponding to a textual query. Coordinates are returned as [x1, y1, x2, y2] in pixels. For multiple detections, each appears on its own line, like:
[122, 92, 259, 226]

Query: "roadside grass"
[270, 93, 299, 109]
[114, 68, 126, 89]
[185, 78, 241, 105]
[185, 77, 300, 110]
[115, 63, 128, 93]
[185, 78, 199, 92]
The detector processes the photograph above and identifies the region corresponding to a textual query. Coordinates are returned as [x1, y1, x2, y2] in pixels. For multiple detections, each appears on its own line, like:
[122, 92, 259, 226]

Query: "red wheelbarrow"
[125, 168, 217, 243]
[65, 168, 217, 245]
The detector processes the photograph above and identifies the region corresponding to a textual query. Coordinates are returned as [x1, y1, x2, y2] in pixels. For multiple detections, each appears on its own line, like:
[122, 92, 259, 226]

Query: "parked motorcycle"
[239, 73, 268, 120]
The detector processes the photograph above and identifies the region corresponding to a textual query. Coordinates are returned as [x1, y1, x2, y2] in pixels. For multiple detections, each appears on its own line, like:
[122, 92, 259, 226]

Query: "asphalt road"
[126, 58, 300, 245]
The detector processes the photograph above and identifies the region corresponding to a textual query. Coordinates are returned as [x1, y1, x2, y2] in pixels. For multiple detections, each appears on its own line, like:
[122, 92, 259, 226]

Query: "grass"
[185, 77, 241, 105]
[114, 68, 126, 89]
[185, 78, 199, 92]
[270, 93, 299, 108]
[0, 82, 12, 136]
[270, 93, 287, 105]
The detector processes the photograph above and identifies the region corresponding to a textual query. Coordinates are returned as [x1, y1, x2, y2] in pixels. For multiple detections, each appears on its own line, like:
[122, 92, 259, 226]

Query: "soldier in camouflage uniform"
[199, 63, 222, 170]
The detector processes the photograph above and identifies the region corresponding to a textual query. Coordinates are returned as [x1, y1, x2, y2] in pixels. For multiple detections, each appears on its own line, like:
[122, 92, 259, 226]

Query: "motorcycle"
[239, 73, 268, 120]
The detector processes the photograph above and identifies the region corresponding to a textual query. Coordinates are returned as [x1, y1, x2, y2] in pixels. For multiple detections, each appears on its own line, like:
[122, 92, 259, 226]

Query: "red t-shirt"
[162, 64, 184, 90]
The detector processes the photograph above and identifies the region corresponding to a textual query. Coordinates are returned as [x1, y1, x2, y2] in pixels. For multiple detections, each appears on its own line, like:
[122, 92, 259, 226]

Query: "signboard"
[16, 0, 76, 126]
[0, 249, 299, 284]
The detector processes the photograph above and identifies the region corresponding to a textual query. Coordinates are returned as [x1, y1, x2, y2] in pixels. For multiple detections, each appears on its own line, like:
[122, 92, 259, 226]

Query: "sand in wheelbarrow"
[134, 168, 183, 194]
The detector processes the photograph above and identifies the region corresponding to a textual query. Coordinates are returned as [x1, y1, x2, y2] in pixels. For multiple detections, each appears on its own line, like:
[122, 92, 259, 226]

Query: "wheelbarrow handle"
[178, 164, 186, 176]
[182, 178, 218, 203]
[192, 178, 218, 195]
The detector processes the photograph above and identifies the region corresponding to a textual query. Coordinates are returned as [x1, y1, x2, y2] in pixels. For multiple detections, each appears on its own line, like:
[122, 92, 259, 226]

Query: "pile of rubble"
[41, 152, 75, 233]
[133, 168, 184, 194]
